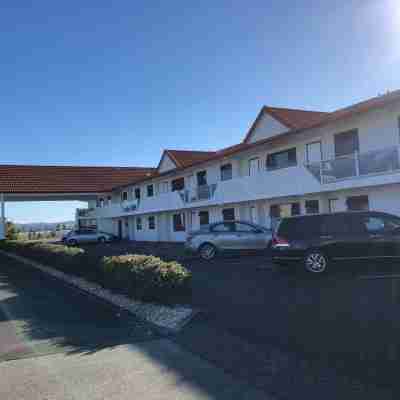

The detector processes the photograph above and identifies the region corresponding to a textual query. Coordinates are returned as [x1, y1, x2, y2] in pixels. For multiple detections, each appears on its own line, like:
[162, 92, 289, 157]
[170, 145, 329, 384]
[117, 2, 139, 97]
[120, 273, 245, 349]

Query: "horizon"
[2, 0, 400, 223]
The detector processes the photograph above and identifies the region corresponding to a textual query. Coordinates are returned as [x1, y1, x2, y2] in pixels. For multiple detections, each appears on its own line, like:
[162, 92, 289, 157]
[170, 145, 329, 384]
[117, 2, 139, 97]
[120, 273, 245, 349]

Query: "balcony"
[306, 146, 400, 184]
[180, 184, 217, 203]
[76, 208, 96, 218]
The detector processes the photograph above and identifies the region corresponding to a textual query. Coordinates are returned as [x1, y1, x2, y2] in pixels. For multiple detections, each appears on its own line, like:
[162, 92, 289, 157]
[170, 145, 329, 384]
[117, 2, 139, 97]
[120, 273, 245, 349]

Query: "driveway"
[0, 255, 268, 400]
[175, 255, 400, 399]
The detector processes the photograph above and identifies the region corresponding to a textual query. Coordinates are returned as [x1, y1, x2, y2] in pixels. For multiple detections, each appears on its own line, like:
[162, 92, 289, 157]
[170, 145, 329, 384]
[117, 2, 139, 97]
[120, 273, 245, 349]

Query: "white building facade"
[77, 92, 400, 242]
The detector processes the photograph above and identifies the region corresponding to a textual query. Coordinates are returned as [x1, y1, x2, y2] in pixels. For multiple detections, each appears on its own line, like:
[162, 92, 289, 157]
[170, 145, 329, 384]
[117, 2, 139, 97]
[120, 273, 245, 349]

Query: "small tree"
[6, 221, 19, 240]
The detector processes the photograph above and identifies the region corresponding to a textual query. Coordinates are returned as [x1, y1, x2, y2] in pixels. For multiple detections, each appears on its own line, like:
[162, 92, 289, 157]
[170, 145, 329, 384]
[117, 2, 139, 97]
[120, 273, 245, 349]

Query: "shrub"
[0, 240, 191, 304]
[101, 254, 192, 303]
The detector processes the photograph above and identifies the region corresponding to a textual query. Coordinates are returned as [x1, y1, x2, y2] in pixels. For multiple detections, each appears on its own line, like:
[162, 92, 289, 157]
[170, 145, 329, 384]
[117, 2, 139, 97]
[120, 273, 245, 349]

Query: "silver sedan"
[63, 230, 114, 245]
[185, 220, 272, 260]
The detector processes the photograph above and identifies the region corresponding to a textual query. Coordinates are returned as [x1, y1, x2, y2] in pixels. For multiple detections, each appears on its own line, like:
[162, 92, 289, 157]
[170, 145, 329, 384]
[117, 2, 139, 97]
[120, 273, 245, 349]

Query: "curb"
[0, 249, 196, 333]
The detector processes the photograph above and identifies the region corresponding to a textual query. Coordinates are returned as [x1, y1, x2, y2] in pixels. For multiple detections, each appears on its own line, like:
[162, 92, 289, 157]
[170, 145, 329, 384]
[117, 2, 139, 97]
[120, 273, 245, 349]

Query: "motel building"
[1, 90, 400, 242]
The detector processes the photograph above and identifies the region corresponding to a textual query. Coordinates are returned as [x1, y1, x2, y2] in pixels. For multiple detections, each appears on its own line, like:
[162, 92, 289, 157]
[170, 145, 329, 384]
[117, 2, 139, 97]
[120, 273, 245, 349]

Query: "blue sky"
[2, 0, 400, 223]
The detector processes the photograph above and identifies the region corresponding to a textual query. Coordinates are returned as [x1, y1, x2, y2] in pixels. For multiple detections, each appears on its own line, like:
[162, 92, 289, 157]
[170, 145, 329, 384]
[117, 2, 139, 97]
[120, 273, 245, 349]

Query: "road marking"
[358, 274, 400, 280]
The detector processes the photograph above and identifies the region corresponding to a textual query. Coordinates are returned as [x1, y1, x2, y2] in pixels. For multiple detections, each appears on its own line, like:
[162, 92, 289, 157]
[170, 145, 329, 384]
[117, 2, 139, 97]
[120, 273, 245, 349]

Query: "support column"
[0, 193, 5, 240]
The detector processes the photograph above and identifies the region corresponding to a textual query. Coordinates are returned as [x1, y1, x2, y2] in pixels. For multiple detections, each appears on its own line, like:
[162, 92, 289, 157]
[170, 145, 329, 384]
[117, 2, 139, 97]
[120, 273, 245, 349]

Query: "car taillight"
[271, 236, 290, 248]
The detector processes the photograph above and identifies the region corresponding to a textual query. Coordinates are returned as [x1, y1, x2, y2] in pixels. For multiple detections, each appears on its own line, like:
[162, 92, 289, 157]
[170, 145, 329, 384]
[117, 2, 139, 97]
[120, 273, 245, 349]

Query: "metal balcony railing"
[305, 146, 400, 184]
[180, 184, 217, 203]
[120, 199, 140, 212]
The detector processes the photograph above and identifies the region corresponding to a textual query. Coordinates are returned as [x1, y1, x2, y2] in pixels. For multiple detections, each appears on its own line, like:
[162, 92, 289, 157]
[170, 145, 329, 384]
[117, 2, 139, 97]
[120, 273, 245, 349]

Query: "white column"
[0, 194, 5, 240]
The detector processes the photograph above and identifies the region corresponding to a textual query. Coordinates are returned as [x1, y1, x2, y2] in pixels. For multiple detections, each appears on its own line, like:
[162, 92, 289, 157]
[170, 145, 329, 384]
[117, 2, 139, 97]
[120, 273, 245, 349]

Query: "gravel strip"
[0, 250, 194, 332]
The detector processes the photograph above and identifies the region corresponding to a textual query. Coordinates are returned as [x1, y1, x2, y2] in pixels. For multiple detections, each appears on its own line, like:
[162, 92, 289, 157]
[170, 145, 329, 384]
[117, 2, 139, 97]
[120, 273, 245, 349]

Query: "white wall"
[158, 153, 177, 173]
[246, 112, 289, 143]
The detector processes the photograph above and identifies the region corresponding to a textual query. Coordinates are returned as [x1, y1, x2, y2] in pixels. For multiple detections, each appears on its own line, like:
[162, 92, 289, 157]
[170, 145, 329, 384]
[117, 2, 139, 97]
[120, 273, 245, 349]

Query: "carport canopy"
[0, 164, 155, 238]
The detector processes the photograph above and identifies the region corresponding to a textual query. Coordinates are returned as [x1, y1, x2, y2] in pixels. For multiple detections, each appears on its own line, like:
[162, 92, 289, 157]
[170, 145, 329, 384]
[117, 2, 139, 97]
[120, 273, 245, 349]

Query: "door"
[210, 222, 238, 250]
[248, 158, 260, 176]
[306, 141, 322, 164]
[334, 129, 359, 157]
[235, 222, 266, 249]
[380, 214, 400, 257]
[118, 220, 122, 239]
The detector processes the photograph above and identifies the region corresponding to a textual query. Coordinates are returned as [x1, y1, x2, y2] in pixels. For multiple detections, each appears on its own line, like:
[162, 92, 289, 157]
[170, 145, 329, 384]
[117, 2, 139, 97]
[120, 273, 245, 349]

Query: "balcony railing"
[306, 146, 400, 184]
[120, 199, 140, 212]
[77, 208, 95, 218]
[180, 184, 217, 203]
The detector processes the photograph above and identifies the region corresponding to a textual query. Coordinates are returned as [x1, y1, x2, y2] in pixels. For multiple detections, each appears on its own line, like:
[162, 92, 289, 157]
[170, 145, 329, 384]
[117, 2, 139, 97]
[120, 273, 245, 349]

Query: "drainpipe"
[0, 194, 5, 240]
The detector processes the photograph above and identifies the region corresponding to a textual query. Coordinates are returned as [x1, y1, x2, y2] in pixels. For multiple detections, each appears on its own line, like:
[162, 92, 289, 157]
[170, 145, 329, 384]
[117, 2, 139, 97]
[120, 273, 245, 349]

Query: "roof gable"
[157, 151, 178, 173]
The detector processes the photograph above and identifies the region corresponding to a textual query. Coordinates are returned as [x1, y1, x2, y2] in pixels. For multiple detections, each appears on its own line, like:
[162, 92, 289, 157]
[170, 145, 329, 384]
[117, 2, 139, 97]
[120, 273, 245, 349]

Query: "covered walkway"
[0, 164, 155, 239]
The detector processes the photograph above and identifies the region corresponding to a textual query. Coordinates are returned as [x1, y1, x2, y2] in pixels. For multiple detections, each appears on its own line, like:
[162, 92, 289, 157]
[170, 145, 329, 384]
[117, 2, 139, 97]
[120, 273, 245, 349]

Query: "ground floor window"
[222, 208, 235, 221]
[328, 198, 338, 213]
[249, 206, 257, 223]
[270, 202, 300, 229]
[173, 213, 185, 232]
[148, 216, 155, 230]
[136, 217, 142, 231]
[199, 211, 209, 227]
[305, 200, 319, 214]
[347, 195, 369, 211]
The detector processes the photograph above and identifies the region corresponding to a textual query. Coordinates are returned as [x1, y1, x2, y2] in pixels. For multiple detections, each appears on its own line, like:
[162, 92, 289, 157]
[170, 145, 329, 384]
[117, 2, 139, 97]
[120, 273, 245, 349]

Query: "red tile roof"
[165, 150, 217, 168]
[0, 165, 155, 194]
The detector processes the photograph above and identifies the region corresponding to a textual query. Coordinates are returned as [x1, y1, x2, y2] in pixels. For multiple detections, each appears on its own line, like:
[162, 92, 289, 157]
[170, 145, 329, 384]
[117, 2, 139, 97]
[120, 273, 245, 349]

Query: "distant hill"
[15, 221, 75, 232]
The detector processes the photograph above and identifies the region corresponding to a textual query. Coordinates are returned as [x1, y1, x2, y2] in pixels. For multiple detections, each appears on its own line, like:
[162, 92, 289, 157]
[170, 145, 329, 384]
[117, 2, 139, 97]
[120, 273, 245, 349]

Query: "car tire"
[304, 250, 328, 274]
[68, 239, 78, 246]
[98, 236, 106, 244]
[199, 243, 217, 261]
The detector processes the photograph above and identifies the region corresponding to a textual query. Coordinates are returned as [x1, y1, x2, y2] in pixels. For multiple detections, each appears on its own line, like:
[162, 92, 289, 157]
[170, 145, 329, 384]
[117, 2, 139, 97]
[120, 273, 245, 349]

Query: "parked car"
[185, 220, 272, 260]
[271, 211, 400, 273]
[62, 230, 114, 245]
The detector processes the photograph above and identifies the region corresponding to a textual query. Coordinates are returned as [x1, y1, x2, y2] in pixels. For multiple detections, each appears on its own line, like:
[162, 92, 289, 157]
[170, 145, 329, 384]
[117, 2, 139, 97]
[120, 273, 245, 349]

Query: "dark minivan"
[271, 211, 400, 273]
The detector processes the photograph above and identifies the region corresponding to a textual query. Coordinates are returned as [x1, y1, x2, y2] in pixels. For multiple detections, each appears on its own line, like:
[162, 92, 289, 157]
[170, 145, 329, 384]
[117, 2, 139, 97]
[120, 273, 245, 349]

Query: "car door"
[375, 214, 400, 258]
[234, 223, 265, 249]
[210, 222, 239, 250]
[357, 214, 388, 258]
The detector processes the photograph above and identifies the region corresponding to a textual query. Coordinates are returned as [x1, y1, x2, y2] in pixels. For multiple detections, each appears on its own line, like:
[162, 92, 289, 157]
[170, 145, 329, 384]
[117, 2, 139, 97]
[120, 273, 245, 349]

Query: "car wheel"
[304, 250, 328, 273]
[98, 236, 106, 244]
[199, 243, 217, 261]
[68, 239, 77, 246]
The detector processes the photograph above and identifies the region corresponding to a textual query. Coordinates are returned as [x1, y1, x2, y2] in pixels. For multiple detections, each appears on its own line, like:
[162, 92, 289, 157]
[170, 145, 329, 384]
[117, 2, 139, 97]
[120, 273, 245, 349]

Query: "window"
[212, 222, 235, 232]
[347, 195, 369, 211]
[99, 198, 104, 208]
[266, 148, 297, 170]
[197, 170, 207, 186]
[107, 196, 112, 206]
[199, 211, 210, 227]
[173, 213, 185, 232]
[236, 222, 257, 232]
[305, 141, 322, 164]
[328, 198, 338, 213]
[248, 158, 260, 176]
[305, 200, 319, 214]
[121, 191, 128, 202]
[222, 208, 235, 221]
[358, 215, 400, 234]
[134, 188, 141, 200]
[220, 163, 233, 181]
[334, 129, 359, 157]
[172, 177, 185, 191]
[147, 184, 154, 197]
[291, 203, 301, 216]
[249, 206, 257, 223]
[136, 217, 142, 231]
[148, 216, 156, 230]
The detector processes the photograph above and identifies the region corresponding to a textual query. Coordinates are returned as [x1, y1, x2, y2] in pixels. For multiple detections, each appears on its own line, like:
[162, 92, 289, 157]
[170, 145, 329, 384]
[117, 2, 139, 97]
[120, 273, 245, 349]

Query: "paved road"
[176, 255, 400, 399]
[0, 255, 269, 400]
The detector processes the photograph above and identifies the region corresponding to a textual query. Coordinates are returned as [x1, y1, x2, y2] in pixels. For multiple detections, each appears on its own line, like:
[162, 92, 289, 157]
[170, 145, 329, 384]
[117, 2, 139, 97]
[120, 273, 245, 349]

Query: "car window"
[235, 223, 257, 232]
[212, 222, 235, 232]
[359, 215, 400, 233]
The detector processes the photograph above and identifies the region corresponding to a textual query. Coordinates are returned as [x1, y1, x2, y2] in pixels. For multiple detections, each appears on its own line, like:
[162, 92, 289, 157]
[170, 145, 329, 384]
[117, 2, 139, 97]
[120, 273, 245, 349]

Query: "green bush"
[101, 254, 192, 303]
[0, 240, 191, 304]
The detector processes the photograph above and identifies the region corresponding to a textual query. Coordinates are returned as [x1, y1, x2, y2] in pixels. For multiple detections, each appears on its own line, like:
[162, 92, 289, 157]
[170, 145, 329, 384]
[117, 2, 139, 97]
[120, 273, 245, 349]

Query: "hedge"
[0, 240, 191, 304]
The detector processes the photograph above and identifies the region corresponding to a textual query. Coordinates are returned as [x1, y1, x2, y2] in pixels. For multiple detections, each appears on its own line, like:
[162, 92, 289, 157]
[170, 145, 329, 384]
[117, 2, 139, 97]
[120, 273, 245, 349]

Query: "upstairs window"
[248, 157, 260, 176]
[148, 216, 156, 230]
[107, 196, 112, 205]
[98, 198, 104, 208]
[266, 148, 297, 170]
[121, 191, 128, 202]
[197, 170, 207, 186]
[147, 184, 154, 197]
[334, 129, 359, 157]
[172, 177, 185, 191]
[220, 163, 233, 181]
[134, 188, 141, 200]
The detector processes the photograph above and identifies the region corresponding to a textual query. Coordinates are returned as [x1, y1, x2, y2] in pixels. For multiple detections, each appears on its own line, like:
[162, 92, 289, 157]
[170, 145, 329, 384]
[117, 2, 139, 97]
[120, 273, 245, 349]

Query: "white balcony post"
[319, 161, 323, 184]
[0, 193, 5, 240]
[354, 151, 360, 177]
